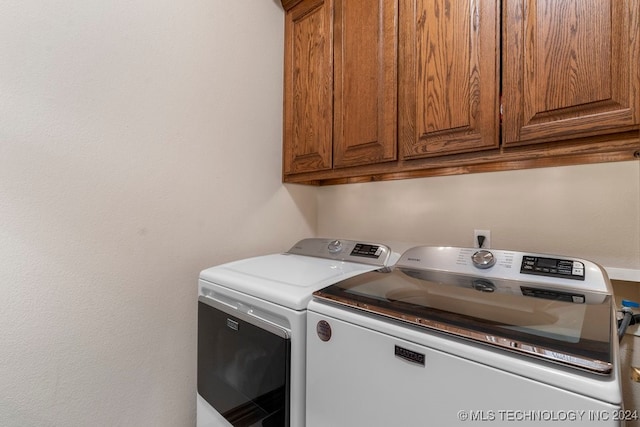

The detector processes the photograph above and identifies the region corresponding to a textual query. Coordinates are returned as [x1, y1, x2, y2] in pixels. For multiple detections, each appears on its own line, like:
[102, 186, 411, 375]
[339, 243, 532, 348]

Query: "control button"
[471, 250, 496, 269]
[328, 240, 343, 254]
[572, 296, 585, 304]
[572, 261, 584, 276]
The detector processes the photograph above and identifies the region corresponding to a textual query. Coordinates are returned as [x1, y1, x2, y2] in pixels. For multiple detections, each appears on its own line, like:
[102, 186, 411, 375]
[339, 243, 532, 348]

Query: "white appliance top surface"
[313, 246, 616, 375]
[199, 239, 399, 310]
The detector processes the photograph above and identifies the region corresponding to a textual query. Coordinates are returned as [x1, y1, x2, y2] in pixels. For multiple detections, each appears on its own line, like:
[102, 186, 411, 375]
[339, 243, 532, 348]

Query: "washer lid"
[200, 239, 397, 310]
[313, 246, 615, 375]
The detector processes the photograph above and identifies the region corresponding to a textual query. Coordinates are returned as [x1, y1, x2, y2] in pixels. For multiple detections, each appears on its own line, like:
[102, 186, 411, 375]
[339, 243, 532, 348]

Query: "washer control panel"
[395, 246, 609, 293]
[520, 256, 585, 281]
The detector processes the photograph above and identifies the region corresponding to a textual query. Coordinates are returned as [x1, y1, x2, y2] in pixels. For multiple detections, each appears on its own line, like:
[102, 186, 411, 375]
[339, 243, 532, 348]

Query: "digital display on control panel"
[520, 256, 585, 281]
[350, 244, 382, 259]
[536, 258, 557, 269]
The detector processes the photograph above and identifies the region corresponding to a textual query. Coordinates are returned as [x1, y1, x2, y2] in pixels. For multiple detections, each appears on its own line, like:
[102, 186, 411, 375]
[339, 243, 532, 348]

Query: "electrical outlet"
[474, 229, 491, 249]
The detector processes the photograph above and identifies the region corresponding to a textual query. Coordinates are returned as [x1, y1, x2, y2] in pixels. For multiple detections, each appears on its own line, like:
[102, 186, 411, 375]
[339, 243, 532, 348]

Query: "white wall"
[0, 1, 314, 426]
[318, 161, 640, 276]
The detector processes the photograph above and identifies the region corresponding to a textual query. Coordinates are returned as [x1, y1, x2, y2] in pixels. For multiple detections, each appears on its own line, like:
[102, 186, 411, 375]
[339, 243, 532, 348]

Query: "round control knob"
[472, 250, 496, 269]
[327, 240, 343, 254]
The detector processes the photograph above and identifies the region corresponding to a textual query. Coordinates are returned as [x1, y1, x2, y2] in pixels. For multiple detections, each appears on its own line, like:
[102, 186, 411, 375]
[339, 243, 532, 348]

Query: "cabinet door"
[503, 0, 640, 146]
[283, 0, 333, 175]
[332, 0, 398, 168]
[399, 0, 499, 159]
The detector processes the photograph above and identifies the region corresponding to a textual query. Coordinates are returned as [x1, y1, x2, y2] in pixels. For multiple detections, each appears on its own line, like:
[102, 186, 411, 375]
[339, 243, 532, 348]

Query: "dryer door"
[198, 296, 290, 426]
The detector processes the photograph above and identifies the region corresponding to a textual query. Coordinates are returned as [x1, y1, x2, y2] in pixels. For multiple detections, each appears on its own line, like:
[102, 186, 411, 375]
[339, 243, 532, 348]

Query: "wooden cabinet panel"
[399, 0, 499, 159]
[332, 0, 398, 168]
[280, 0, 639, 185]
[503, 0, 640, 146]
[283, 0, 333, 175]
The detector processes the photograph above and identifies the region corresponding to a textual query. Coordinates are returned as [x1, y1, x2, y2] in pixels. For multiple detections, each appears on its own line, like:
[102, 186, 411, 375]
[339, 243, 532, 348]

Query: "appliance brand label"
[316, 320, 332, 342]
[395, 345, 425, 366]
[226, 318, 239, 331]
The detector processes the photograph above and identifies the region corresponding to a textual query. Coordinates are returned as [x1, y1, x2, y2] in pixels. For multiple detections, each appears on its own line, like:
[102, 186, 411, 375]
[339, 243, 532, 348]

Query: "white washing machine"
[197, 238, 398, 427]
[306, 246, 624, 426]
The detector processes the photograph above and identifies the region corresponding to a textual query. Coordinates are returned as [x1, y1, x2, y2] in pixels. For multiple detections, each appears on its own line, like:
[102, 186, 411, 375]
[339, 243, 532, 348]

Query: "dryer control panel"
[287, 238, 394, 267]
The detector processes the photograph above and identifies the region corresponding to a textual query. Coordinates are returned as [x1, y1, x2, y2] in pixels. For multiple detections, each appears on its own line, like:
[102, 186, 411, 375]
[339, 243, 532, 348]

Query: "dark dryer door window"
[198, 296, 290, 427]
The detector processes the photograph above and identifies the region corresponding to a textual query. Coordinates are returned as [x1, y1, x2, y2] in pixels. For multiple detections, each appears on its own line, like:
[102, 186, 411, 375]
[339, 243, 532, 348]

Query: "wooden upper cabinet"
[399, 0, 500, 159]
[280, 0, 639, 184]
[333, 0, 398, 168]
[502, 0, 640, 146]
[283, 0, 333, 175]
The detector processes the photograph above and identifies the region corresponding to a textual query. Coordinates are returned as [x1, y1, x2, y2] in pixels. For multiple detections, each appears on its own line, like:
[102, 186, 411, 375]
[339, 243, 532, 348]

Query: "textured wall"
[0, 0, 314, 426]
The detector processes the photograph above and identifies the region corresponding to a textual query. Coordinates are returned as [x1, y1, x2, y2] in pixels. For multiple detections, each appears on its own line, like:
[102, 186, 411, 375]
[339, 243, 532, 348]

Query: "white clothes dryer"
[197, 238, 398, 427]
